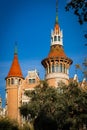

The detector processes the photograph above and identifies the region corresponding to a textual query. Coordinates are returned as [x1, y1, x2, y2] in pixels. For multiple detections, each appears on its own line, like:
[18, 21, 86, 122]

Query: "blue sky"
[0, 0, 86, 107]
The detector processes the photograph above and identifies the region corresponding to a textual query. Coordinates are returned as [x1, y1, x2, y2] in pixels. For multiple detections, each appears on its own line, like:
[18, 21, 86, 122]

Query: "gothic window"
[54, 36, 57, 41]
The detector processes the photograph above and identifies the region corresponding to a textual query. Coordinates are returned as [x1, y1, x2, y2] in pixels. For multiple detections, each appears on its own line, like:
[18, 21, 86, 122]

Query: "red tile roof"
[48, 45, 66, 58]
[6, 54, 23, 79]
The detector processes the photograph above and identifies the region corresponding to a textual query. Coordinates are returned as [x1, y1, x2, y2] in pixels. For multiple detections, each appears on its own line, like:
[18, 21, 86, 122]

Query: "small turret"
[6, 43, 24, 80]
[5, 43, 24, 123]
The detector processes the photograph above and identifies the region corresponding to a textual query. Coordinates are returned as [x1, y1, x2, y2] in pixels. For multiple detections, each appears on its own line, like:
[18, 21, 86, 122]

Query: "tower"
[5, 44, 24, 122]
[41, 0, 73, 87]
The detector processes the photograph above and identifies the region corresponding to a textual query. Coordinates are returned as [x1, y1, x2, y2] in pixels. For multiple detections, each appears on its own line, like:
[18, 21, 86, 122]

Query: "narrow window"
[49, 65, 51, 73]
[8, 79, 10, 85]
[19, 79, 21, 85]
[60, 63, 62, 72]
[51, 37, 53, 42]
[55, 63, 58, 72]
[11, 78, 14, 84]
[64, 64, 65, 73]
[52, 64, 55, 72]
[58, 36, 60, 41]
[54, 36, 57, 41]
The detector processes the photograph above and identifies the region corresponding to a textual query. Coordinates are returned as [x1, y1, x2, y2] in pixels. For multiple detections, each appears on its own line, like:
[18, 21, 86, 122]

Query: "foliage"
[63, 82, 87, 129]
[65, 0, 87, 25]
[0, 117, 19, 130]
[20, 81, 87, 130]
[20, 122, 34, 130]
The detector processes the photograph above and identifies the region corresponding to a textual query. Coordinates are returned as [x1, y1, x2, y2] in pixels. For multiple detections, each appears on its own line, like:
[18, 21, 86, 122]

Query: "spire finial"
[55, 0, 58, 24]
[14, 41, 18, 55]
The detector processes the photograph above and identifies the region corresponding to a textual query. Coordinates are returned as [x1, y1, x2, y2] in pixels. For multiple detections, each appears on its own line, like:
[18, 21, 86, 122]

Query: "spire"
[14, 41, 18, 55]
[6, 43, 24, 79]
[55, 0, 58, 24]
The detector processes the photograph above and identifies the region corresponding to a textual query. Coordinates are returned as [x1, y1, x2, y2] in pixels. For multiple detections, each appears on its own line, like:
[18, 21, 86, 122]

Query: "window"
[60, 63, 62, 72]
[8, 79, 10, 85]
[54, 36, 57, 41]
[64, 64, 65, 73]
[49, 65, 51, 73]
[55, 63, 58, 72]
[58, 36, 60, 41]
[19, 79, 21, 85]
[51, 37, 53, 42]
[15, 78, 18, 85]
[11, 78, 14, 84]
[52, 64, 55, 72]
[29, 79, 35, 84]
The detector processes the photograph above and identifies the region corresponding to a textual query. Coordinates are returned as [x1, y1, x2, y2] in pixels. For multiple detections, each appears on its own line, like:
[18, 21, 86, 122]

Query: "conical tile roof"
[6, 47, 24, 79]
[48, 45, 67, 58]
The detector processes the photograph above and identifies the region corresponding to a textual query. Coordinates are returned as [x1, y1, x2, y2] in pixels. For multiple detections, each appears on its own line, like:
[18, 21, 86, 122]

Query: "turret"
[41, 0, 73, 87]
[5, 43, 24, 122]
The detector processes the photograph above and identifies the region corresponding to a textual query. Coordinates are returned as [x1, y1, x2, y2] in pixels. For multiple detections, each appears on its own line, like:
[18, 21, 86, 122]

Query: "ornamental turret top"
[55, 0, 58, 24]
[6, 43, 24, 79]
[51, 0, 63, 46]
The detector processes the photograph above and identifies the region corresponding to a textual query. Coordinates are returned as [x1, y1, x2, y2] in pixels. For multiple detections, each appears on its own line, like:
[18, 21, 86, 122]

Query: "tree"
[63, 82, 87, 129]
[0, 117, 19, 130]
[20, 81, 67, 130]
[65, 0, 87, 25]
[20, 81, 87, 130]
[66, 0, 87, 40]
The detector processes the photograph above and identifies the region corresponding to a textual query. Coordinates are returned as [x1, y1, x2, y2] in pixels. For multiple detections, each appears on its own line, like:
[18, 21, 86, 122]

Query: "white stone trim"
[46, 73, 69, 80]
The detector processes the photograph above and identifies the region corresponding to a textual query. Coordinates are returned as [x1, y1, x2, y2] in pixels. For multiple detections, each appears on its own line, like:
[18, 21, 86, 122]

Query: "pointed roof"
[55, 0, 58, 24]
[6, 44, 24, 79]
[54, 0, 60, 32]
[48, 45, 66, 58]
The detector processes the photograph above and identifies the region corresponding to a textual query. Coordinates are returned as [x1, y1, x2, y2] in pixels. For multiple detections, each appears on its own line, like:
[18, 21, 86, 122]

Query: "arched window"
[67, 69, 69, 74]
[49, 65, 51, 73]
[55, 63, 58, 72]
[15, 78, 18, 85]
[52, 63, 55, 72]
[8, 79, 10, 85]
[58, 36, 60, 41]
[60, 63, 62, 72]
[11, 78, 14, 84]
[46, 68, 47, 75]
[54, 36, 57, 41]
[19, 79, 21, 85]
[64, 64, 65, 73]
